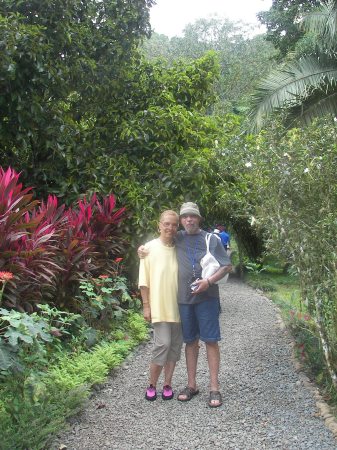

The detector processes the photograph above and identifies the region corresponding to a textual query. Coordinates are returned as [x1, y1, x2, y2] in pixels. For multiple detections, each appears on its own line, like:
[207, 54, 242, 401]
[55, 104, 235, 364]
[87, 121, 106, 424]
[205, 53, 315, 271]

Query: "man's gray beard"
[185, 226, 201, 235]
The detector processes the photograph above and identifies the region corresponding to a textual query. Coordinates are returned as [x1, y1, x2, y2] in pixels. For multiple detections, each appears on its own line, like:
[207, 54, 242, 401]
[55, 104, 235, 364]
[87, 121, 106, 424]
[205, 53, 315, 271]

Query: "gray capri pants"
[152, 322, 183, 366]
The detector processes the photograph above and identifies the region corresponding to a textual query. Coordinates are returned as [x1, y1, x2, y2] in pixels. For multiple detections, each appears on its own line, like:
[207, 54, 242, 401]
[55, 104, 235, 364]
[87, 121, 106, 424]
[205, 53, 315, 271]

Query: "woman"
[138, 210, 182, 401]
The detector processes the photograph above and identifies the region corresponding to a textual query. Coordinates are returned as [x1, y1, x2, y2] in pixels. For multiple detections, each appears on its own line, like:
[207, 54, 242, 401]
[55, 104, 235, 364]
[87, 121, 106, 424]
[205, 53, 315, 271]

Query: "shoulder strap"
[205, 233, 211, 252]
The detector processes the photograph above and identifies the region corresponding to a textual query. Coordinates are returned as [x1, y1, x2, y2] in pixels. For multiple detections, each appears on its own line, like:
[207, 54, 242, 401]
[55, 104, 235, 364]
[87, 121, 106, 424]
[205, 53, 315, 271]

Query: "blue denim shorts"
[178, 298, 221, 343]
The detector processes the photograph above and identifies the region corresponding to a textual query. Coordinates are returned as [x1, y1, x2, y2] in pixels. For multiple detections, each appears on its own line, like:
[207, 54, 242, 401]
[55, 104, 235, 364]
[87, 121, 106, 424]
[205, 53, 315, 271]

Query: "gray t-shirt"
[175, 230, 231, 305]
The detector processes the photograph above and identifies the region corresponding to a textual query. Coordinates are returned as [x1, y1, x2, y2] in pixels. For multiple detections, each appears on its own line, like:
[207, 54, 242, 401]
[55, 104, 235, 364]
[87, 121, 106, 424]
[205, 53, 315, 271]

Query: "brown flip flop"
[177, 386, 199, 402]
[208, 390, 222, 408]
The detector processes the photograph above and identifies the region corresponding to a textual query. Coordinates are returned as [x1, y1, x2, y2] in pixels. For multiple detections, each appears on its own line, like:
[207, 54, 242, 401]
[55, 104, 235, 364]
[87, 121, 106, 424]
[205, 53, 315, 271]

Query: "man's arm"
[208, 264, 232, 284]
[192, 264, 232, 294]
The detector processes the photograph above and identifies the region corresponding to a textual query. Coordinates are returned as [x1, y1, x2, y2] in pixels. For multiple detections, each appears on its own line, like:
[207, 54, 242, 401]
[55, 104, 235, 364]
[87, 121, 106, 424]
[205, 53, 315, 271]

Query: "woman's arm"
[140, 286, 151, 322]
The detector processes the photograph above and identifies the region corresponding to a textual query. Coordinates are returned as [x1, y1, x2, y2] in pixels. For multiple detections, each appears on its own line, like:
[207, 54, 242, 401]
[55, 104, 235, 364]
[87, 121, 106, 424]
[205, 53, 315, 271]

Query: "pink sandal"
[162, 385, 174, 400]
[145, 384, 157, 401]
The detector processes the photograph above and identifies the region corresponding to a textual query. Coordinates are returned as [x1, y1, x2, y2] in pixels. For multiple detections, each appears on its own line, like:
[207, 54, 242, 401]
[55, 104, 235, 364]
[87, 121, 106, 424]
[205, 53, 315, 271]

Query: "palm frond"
[285, 89, 337, 128]
[302, 0, 337, 50]
[248, 55, 337, 131]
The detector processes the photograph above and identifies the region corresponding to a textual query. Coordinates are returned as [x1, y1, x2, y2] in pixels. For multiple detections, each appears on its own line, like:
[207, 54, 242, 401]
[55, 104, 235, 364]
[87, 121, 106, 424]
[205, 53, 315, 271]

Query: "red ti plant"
[0, 167, 41, 310]
[0, 168, 65, 311]
[88, 193, 127, 275]
[55, 194, 127, 309]
[0, 167, 127, 313]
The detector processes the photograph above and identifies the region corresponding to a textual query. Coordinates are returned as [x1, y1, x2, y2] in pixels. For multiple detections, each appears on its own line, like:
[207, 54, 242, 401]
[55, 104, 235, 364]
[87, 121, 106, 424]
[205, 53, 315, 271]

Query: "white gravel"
[52, 279, 337, 450]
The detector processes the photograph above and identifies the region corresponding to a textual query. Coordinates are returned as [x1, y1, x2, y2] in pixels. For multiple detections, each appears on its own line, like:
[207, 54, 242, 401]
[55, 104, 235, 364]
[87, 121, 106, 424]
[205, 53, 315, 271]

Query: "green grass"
[0, 311, 149, 450]
[245, 269, 337, 409]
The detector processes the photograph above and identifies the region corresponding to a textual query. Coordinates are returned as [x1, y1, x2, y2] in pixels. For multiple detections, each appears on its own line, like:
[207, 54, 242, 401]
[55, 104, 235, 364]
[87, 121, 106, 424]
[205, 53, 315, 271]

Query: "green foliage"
[44, 338, 135, 390]
[126, 310, 149, 342]
[246, 269, 336, 401]
[251, 0, 337, 130]
[0, 308, 52, 346]
[248, 117, 337, 388]
[75, 274, 134, 330]
[246, 269, 293, 292]
[1, 2, 235, 270]
[0, 308, 53, 374]
[0, 0, 154, 199]
[0, 304, 88, 375]
[143, 18, 277, 114]
[249, 55, 337, 131]
[208, 116, 266, 261]
[0, 382, 89, 450]
[36, 303, 84, 339]
[47, 352, 109, 390]
[0, 312, 147, 449]
[78, 52, 232, 255]
[257, 0, 319, 57]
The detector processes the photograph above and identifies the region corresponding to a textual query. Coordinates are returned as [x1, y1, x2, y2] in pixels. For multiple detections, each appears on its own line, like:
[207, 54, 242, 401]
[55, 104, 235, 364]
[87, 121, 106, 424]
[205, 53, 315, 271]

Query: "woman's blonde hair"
[159, 210, 179, 223]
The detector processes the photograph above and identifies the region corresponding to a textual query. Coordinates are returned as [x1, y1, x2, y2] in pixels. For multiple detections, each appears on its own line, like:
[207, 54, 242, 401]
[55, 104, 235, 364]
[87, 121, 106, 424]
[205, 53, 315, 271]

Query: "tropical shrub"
[0, 167, 126, 311]
[54, 193, 126, 309]
[0, 303, 86, 375]
[0, 321, 147, 450]
[75, 272, 135, 330]
[251, 118, 337, 388]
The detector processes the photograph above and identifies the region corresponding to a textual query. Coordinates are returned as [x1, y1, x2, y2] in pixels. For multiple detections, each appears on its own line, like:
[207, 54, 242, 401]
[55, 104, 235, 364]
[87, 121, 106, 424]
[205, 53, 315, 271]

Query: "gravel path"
[52, 279, 337, 450]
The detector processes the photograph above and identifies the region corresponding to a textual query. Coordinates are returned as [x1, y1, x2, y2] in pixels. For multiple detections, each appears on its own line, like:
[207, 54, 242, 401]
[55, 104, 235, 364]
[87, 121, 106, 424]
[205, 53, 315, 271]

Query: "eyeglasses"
[160, 221, 178, 228]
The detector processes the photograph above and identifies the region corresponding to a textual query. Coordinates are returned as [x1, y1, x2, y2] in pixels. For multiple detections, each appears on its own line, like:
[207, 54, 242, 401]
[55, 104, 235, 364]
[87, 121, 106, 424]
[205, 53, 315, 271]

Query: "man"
[218, 225, 230, 251]
[174, 202, 232, 408]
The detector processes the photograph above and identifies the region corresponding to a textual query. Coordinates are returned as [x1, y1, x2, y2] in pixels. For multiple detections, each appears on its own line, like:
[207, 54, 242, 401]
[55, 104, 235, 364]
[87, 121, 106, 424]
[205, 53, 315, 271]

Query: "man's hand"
[143, 305, 151, 322]
[138, 245, 149, 259]
[191, 278, 209, 294]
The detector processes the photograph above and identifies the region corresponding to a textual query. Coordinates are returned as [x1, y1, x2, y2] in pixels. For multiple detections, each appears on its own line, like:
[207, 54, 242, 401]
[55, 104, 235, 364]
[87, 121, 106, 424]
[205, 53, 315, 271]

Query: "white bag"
[200, 233, 220, 281]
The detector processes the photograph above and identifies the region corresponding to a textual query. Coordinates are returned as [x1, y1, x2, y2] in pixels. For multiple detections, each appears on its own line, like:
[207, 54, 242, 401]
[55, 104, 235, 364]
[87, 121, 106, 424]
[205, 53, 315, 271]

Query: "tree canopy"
[257, 0, 320, 57]
[0, 0, 154, 195]
[143, 18, 276, 114]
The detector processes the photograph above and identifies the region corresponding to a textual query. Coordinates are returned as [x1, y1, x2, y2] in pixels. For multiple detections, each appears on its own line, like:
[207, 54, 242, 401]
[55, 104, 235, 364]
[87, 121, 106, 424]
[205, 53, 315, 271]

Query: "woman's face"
[159, 213, 179, 240]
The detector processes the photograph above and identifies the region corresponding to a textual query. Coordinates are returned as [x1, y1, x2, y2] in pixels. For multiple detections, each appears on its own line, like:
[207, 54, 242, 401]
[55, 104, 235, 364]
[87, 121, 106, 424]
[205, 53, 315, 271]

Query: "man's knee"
[186, 339, 198, 345]
[205, 341, 219, 350]
[185, 339, 199, 350]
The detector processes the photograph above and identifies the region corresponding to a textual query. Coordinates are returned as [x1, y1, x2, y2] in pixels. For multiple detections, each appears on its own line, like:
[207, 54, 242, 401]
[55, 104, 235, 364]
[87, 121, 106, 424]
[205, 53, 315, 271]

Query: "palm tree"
[249, 0, 337, 131]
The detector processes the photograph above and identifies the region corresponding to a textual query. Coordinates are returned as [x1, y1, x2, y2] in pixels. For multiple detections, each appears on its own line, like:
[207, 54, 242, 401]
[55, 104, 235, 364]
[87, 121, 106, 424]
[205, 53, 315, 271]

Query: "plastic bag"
[200, 234, 220, 281]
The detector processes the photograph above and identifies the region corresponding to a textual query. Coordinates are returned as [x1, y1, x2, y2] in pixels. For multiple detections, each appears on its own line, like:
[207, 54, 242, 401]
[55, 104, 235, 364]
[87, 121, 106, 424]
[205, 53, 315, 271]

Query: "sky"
[150, 0, 273, 37]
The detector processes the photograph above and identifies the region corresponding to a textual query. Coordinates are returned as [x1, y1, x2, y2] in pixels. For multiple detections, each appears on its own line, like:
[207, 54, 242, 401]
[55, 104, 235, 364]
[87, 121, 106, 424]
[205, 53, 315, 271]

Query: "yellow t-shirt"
[138, 238, 179, 323]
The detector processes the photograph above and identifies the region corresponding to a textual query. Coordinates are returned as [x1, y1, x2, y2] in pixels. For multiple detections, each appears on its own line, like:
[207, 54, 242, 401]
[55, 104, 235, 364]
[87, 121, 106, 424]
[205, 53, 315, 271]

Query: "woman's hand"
[143, 305, 151, 322]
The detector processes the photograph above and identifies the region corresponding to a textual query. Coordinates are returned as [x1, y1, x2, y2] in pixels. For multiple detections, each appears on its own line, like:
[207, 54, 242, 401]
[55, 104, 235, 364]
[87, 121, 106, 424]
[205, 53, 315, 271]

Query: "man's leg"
[206, 341, 220, 400]
[177, 340, 199, 400]
[198, 298, 222, 407]
[186, 340, 199, 389]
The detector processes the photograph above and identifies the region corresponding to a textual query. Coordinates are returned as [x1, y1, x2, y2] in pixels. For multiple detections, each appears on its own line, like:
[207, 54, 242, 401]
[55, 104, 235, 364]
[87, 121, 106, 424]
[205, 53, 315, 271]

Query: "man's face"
[180, 214, 201, 234]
